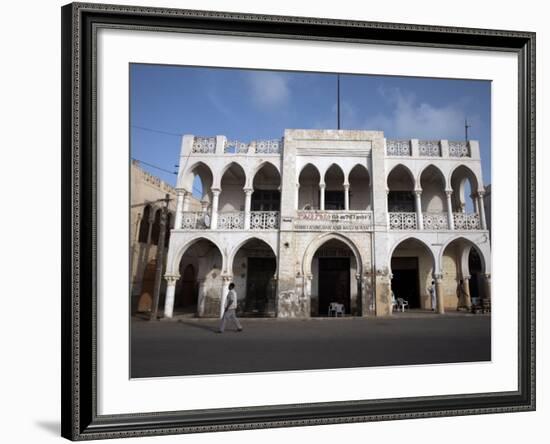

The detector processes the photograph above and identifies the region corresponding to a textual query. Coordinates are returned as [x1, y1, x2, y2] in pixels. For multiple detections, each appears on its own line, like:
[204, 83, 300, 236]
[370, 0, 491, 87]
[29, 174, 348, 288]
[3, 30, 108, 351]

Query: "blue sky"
[130, 64, 491, 187]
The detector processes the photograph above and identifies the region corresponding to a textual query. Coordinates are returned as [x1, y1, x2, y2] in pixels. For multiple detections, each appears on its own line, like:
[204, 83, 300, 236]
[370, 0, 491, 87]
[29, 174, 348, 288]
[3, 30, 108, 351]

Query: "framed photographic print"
[61, 2, 535, 440]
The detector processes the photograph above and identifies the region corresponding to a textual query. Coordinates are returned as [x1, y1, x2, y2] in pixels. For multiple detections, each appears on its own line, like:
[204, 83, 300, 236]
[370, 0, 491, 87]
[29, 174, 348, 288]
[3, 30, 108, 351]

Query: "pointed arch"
[303, 232, 363, 277]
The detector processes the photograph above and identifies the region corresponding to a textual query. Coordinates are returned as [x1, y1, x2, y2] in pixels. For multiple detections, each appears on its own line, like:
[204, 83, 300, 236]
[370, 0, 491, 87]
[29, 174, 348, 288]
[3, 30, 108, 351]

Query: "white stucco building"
[161, 129, 491, 319]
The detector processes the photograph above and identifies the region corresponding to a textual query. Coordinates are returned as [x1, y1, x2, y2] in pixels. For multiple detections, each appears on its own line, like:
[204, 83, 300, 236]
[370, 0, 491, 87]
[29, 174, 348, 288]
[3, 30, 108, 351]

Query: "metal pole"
[337, 74, 341, 130]
[151, 193, 170, 320]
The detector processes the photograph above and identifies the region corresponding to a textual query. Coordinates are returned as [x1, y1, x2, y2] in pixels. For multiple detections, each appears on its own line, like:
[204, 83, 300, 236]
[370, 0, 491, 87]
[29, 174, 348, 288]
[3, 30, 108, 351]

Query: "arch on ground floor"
[438, 235, 490, 275]
[168, 235, 226, 276]
[302, 232, 363, 277]
[388, 235, 438, 275]
[227, 235, 278, 274]
[388, 236, 438, 310]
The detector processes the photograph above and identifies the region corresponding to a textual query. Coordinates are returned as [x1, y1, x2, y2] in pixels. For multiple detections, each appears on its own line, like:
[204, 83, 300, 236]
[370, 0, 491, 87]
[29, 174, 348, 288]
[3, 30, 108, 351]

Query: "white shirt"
[225, 289, 238, 310]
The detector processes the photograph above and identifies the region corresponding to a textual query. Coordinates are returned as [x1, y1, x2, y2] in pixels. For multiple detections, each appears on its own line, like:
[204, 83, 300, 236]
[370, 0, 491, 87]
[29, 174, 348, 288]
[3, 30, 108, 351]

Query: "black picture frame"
[61, 2, 536, 440]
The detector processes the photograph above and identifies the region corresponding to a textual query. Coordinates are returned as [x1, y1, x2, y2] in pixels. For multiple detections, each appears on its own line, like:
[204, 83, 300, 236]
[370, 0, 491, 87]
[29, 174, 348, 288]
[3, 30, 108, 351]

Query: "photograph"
[129, 64, 492, 378]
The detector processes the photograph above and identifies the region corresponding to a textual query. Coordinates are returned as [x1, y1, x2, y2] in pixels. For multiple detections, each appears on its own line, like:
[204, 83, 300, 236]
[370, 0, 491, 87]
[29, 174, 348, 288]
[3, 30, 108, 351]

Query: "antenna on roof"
[465, 118, 471, 141]
[337, 74, 341, 130]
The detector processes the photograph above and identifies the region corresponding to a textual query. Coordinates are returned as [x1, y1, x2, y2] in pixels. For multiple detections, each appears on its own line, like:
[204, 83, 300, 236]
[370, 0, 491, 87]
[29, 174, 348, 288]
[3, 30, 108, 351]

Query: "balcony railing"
[389, 212, 417, 230]
[453, 212, 480, 230]
[250, 211, 280, 230]
[181, 211, 210, 230]
[294, 210, 373, 231]
[386, 140, 411, 156]
[218, 212, 245, 230]
[422, 213, 449, 230]
[178, 210, 482, 232]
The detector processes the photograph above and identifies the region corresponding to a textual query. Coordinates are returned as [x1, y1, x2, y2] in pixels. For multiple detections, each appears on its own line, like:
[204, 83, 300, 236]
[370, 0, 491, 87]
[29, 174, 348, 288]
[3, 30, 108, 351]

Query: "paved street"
[130, 313, 491, 378]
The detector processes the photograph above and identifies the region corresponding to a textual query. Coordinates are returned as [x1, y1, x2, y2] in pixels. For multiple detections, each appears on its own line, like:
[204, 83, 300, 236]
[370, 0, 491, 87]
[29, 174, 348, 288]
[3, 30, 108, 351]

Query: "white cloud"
[365, 87, 480, 140]
[246, 72, 290, 107]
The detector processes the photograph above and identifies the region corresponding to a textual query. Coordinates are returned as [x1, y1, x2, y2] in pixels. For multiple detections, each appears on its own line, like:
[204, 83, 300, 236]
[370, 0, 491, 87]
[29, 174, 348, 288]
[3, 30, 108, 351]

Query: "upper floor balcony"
[385, 139, 479, 159]
[190, 136, 283, 155]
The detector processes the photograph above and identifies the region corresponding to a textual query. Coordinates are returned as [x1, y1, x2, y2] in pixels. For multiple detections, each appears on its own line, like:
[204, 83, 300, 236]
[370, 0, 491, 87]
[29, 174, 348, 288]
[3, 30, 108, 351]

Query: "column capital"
[343, 183, 350, 189]
[445, 189, 453, 197]
[175, 187, 187, 196]
[477, 190, 486, 198]
[244, 187, 254, 195]
[221, 274, 233, 283]
[319, 183, 326, 189]
[413, 189, 422, 197]
[462, 275, 471, 281]
[433, 273, 443, 282]
[211, 187, 221, 195]
[164, 274, 180, 284]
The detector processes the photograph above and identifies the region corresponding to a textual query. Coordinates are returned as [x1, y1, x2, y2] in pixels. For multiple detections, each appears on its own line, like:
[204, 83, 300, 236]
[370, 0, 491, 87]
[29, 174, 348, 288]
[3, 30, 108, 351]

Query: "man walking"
[218, 283, 243, 333]
[429, 280, 437, 311]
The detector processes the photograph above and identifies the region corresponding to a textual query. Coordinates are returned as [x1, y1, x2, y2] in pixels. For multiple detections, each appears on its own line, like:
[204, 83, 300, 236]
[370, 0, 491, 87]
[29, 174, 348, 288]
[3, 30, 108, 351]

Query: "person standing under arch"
[428, 280, 436, 311]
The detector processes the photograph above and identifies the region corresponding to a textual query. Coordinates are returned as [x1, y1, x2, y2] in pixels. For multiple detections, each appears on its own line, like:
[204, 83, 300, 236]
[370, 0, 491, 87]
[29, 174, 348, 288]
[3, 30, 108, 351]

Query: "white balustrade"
[386, 140, 411, 156]
[249, 211, 280, 230]
[389, 212, 417, 230]
[192, 136, 216, 153]
[418, 140, 441, 157]
[218, 212, 245, 230]
[449, 141, 471, 157]
[422, 213, 449, 230]
[453, 213, 480, 230]
[181, 211, 210, 229]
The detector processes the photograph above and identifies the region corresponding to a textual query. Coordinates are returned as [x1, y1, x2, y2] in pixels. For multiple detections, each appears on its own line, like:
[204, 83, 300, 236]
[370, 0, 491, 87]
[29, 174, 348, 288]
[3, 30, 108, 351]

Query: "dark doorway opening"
[245, 257, 277, 316]
[468, 248, 483, 301]
[174, 264, 197, 314]
[391, 257, 420, 308]
[325, 191, 345, 210]
[318, 257, 350, 315]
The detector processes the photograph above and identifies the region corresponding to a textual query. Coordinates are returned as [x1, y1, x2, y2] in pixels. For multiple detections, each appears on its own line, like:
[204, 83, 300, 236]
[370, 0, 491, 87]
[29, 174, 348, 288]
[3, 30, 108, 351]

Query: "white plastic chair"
[397, 297, 409, 312]
[328, 302, 345, 317]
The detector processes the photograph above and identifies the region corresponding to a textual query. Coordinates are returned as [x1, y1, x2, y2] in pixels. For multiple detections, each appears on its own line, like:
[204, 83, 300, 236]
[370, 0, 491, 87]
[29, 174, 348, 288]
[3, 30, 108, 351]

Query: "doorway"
[391, 257, 420, 308]
[245, 257, 277, 316]
[318, 257, 350, 315]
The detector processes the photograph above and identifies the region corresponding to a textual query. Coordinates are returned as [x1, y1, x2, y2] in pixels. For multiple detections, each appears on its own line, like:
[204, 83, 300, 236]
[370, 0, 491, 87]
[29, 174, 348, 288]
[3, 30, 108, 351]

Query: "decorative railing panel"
[422, 213, 449, 230]
[294, 211, 373, 231]
[250, 211, 280, 230]
[218, 212, 245, 230]
[192, 137, 216, 153]
[225, 140, 249, 153]
[386, 139, 411, 156]
[181, 212, 210, 230]
[453, 212, 480, 230]
[419, 140, 441, 157]
[449, 141, 470, 157]
[255, 139, 282, 154]
[389, 212, 417, 230]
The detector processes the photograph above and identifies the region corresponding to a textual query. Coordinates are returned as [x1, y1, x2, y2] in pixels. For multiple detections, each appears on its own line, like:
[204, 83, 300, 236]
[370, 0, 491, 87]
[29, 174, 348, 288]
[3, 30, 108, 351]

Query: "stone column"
[319, 183, 326, 210]
[163, 274, 179, 319]
[295, 183, 300, 210]
[182, 192, 191, 212]
[478, 191, 487, 230]
[445, 190, 455, 230]
[244, 188, 253, 230]
[174, 189, 185, 230]
[434, 273, 445, 314]
[414, 190, 423, 230]
[220, 275, 233, 318]
[196, 278, 206, 317]
[462, 275, 472, 309]
[483, 273, 492, 302]
[470, 194, 478, 214]
[344, 183, 350, 211]
[210, 188, 220, 229]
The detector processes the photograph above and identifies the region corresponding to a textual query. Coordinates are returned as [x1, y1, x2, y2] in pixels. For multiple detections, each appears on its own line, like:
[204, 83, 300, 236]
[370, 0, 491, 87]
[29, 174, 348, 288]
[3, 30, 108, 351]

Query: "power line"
[131, 125, 182, 137]
[132, 158, 177, 175]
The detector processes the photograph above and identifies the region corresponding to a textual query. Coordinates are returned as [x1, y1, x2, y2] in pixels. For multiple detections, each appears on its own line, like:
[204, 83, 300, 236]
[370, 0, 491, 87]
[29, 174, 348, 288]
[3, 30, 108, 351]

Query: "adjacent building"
[162, 130, 491, 318]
